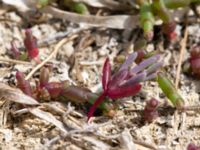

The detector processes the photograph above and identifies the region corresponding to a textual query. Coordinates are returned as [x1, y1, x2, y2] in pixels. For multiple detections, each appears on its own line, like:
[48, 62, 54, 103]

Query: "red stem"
[87, 92, 107, 121]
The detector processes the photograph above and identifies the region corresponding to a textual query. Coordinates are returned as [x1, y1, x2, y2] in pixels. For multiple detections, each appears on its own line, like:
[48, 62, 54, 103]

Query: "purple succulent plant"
[187, 143, 200, 150]
[144, 98, 159, 122]
[87, 52, 162, 120]
[24, 29, 39, 59]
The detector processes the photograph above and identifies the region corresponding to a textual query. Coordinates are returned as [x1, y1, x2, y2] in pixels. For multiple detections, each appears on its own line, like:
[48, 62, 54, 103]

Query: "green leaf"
[157, 73, 184, 108]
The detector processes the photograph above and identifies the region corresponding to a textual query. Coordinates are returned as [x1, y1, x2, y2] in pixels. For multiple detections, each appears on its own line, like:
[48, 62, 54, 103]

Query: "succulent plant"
[87, 52, 163, 120]
[143, 98, 159, 122]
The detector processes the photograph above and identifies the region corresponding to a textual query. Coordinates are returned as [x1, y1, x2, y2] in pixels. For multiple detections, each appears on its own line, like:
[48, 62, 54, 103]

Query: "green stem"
[164, 0, 199, 9]
[63, 0, 89, 14]
[139, 1, 155, 40]
[37, 0, 52, 8]
[152, 0, 172, 23]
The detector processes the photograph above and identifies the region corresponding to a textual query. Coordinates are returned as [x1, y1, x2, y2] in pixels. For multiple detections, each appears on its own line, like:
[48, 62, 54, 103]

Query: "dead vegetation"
[0, 0, 200, 150]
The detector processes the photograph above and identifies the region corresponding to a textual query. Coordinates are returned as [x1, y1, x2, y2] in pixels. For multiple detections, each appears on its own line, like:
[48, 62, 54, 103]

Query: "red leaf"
[24, 29, 39, 59]
[190, 45, 200, 59]
[16, 71, 32, 97]
[167, 32, 177, 41]
[191, 59, 200, 75]
[187, 143, 200, 150]
[162, 22, 176, 34]
[143, 98, 159, 122]
[87, 92, 106, 121]
[44, 82, 63, 98]
[61, 86, 97, 103]
[102, 58, 111, 91]
[11, 41, 20, 59]
[108, 84, 141, 99]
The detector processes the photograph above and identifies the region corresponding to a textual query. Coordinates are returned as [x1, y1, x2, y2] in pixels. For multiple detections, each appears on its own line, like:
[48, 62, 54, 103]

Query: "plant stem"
[87, 92, 107, 120]
[152, 0, 172, 23]
[137, 0, 155, 41]
[164, 0, 198, 9]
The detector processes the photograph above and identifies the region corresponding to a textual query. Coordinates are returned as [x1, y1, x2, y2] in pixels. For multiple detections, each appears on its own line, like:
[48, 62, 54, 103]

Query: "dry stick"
[133, 140, 157, 150]
[76, 0, 130, 10]
[41, 6, 188, 30]
[95, 131, 157, 150]
[38, 27, 87, 47]
[0, 18, 20, 23]
[174, 27, 189, 144]
[175, 27, 188, 88]
[79, 60, 104, 66]
[0, 57, 31, 65]
[41, 6, 139, 29]
[25, 35, 77, 80]
[178, 105, 200, 111]
[43, 121, 112, 148]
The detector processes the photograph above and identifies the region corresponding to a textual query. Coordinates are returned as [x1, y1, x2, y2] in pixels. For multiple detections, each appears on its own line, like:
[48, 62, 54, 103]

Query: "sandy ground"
[0, 3, 200, 150]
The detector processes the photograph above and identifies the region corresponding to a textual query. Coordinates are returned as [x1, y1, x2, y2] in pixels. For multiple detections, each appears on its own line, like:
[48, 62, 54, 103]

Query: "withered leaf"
[0, 83, 39, 105]
[29, 108, 68, 134]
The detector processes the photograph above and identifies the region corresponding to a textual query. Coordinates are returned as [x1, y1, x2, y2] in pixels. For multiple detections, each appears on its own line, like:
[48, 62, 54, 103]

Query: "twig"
[133, 139, 157, 150]
[38, 31, 73, 47]
[41, 6, 188, 30]
[43, 135, 61, 148]
[43, 121, 112, 148]
[38, 27, 87, 47]
[95, 130, 157, 150]
[175, 27, 188, 88]
[174, 26, 188, 145]
[79, 60, 104, 66]
[43, 119, 157, 150]
[0, 18, 20, 23]
[75, 0, 130, 10]
[41, 6, 138, 29]
[178, 105, 200, 112]
[25, 35, 77, 80]
[0, 57, 31, 65]
[12, 108, 29, 115]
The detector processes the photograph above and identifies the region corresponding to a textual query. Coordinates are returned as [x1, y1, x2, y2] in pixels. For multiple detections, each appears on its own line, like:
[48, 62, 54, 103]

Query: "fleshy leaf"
[191, 59, 200, 75]
[131, 54, 160, 73]
[157, 73, 184, 108]
[121, 72, 146, 87]
[10, 41, 20, 59]
[44, 82, 63, 98]
[144, 98, 159, 123]
[108, 69, 129, 89]
[190, 45, 200, 59]
[187, 143, 200, 150]
[102, 58, 111, 91]
[39, 67, 50, 88]
[16, 71, 32, 97]
[108, 84, 141, 99]
[146, 61, 163, 75]
[144, 72, 157, 81]
[61, 86, 97, 103]
[24, 29, 39, 59]
[119, 52, 137, 71]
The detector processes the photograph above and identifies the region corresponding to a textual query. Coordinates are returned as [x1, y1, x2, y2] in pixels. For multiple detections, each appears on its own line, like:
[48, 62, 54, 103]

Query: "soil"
[0, 2, 200, 150]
